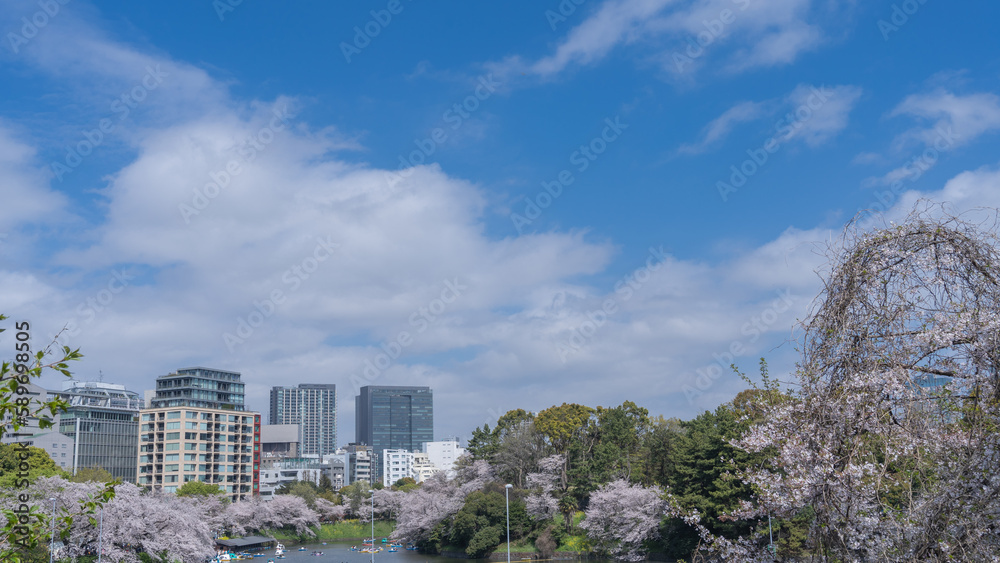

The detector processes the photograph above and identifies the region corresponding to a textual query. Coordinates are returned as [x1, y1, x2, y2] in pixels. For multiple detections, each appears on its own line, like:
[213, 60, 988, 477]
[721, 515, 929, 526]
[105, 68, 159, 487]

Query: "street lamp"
[97, 507, 104, 563]
[49, 497, 56, 563]
[370, 485, 375, 563]
[505, 484, 513, 563]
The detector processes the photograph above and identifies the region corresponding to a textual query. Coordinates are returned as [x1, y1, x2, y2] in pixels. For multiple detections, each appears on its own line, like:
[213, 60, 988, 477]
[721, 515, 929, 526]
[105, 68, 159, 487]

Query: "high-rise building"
[355, 385, 433, 480]
[151, 367, 245, 410]
[269, 384, 337, 457]
[139, 368, 260, 501]
[53, 381, 143, 482]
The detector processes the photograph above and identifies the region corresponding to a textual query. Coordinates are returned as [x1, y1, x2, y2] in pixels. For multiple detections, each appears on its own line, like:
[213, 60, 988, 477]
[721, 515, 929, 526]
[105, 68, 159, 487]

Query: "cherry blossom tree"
[524, 454, 562, 521]
[579, 480, 669, 561]
[703, 209, 1000, 561]
[392, 459, 494, 545]
[314, 497, 348, 522]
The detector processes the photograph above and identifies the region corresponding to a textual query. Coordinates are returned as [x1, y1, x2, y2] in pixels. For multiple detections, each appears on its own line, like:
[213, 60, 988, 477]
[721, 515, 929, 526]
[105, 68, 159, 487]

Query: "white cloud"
[677, 100, 766, 154]
[489, 0, 837, 83]
[678, 84, 860, 155]
[890, 90, 1000, 150]
[866, 89, 1000, 187]
[780, 84, 862, 147]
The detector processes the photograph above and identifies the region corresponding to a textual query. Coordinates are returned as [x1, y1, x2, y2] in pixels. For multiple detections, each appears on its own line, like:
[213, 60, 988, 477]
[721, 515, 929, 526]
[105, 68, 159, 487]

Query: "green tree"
[318, 473, 333, 493]
[175, 480, 225, 497]
[449, 489, 529, 557]
[656, 404, 762, 559]
[642, 415, 683, 487]
[287, 480, 319, 508]
[0, 443, 65, 487]
[70, 466, 115, 484]
[339, 480, 371, 514]
[535, 403, 595, 534]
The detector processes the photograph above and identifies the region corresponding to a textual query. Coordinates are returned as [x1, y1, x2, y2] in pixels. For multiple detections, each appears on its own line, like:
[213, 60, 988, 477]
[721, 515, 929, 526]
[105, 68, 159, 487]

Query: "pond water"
[254, 541, 603, 563]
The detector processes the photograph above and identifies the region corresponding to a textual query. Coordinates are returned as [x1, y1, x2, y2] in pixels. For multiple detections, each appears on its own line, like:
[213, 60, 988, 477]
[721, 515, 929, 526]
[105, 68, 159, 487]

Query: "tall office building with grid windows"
[355, 385, 433, 480]
[269, 384, 337, 457]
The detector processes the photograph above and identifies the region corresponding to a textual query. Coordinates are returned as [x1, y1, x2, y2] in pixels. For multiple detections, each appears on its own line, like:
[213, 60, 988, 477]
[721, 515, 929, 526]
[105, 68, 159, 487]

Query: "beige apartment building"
[137, 368, 261, 501]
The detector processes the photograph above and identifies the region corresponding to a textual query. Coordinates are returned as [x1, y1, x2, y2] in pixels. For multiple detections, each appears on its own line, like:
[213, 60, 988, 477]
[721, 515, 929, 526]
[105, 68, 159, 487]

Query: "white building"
[424, 439, 466, 476]
[411, 452, 438, 483]
[382, 449, 413, 487]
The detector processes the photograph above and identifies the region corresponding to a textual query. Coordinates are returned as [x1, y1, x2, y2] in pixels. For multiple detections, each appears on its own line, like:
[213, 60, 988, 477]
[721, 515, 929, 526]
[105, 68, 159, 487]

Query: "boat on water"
[275, 543, 285, 556]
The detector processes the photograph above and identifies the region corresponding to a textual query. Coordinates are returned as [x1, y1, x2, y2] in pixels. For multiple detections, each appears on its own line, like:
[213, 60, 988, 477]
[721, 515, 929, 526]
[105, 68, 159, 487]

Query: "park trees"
[702, 210, 1000, 561]
[579, 480, 668, 562]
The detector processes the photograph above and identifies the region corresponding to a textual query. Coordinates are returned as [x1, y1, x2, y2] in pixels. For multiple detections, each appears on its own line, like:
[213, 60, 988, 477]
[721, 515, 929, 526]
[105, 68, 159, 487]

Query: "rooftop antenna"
[98, 370, 104, 383]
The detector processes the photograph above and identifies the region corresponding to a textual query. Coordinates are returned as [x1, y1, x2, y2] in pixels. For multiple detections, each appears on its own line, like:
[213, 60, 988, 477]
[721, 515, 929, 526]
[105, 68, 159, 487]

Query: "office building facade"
[54, 381, 143, 482]
[269, 384, 337, 457]
[355, 386, 432, 479]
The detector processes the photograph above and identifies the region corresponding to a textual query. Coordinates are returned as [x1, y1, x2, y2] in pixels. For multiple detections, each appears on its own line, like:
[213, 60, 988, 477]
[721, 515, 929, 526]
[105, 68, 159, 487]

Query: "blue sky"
[3, 0, 1000, 443]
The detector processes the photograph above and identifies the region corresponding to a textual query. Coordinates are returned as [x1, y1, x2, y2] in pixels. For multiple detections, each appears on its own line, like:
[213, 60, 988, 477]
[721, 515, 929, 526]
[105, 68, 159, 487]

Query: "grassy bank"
[268, 520, 397, 543]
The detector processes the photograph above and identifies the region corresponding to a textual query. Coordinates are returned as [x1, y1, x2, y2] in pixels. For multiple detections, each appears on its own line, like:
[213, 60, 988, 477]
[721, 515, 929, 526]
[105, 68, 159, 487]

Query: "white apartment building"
[382, 449, 413, 487]
[424, 439, 466, 476]
[411, 452, 438, 483]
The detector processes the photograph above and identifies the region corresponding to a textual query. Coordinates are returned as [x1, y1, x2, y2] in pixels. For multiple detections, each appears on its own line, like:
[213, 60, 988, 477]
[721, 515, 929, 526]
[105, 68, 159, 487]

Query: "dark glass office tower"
[355, 386, 433, 480]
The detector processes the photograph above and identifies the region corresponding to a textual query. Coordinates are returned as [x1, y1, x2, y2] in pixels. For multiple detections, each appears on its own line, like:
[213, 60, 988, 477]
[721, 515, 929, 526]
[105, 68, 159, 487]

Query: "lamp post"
[370, 485, 375, 563]
[97, 507, 104, 563]
[49, 497, 56, 563]
[505, 484, 513, 563]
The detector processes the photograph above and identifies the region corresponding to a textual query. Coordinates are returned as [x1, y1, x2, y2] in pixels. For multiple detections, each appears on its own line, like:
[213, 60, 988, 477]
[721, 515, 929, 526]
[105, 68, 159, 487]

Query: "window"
[186, 411, 198, 419]
[142, 414, 153, 421]
[185, 443, 197, 451]
[184, 464, 196, 471]
[186, 422, 198, 429]
[165, 454, 179, 461]
[61, 443, 67, 448]
[165, 464, 178, 472]
[165, 443, 179, 451]
[167, 411, 180, 419]
[165, 422, 180, 430]
[165, 432, 180, 440]
[184, 454, 197, 461]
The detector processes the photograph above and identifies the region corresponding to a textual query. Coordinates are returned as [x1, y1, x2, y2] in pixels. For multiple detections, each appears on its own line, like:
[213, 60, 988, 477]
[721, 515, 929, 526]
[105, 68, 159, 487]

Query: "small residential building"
[260, 423, 300, 462]
[381, 449, 413, 487]
[339, 443, 373, 485]
[25, 431, 76, 471]
[411, 452, 438, 483]
[424, 439, 466, 476]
